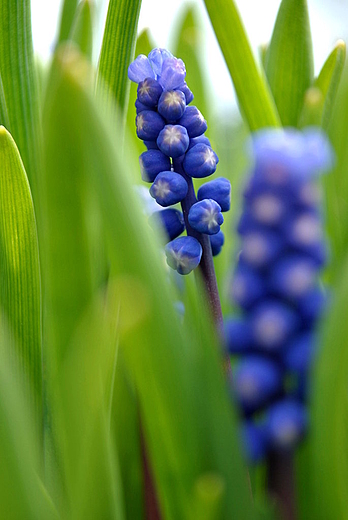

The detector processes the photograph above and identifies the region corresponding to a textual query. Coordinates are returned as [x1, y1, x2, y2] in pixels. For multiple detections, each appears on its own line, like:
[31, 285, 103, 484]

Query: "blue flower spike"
[226, 128, 333, 463]
[128, 47, 231, 276]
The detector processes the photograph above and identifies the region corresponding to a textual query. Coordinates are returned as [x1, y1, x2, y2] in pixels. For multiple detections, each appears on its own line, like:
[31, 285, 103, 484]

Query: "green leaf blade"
[0, 1, 42, 204]
[0, 127, 42, 420]
[69, 0, 94, 60]
[265, 0, 314, 127]
[97, 0, 142, 113]
[314, 40, 346, 130]
[203, 0, 280, 130]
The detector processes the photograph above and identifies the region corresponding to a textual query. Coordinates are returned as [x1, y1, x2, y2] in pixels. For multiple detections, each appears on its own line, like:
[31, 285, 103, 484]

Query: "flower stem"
[173, 158, 223, 328]
[267, 450, 297, 520]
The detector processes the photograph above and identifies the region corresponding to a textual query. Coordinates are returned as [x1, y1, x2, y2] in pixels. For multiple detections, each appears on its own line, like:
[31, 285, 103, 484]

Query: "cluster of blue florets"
[225, 128, 333, 463]
[128, 48, 231, 275]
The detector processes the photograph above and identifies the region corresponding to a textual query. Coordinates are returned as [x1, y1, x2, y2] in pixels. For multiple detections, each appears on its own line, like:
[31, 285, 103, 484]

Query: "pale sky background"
[31, 0, 348, 112]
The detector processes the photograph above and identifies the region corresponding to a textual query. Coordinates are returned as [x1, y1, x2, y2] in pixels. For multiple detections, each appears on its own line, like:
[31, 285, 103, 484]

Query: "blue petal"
[165, 236, 202, 275]
[158, 57, 186, 90]
[266, 399, 307, 450]
[148, 48, 173, 76]
[149, 171, 188, 207]
[128, 54, 155, 83]
[210, 230, 224, 256]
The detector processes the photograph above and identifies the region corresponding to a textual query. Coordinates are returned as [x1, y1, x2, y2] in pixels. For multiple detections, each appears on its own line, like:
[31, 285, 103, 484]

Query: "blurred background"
[31, 0, 348, 115]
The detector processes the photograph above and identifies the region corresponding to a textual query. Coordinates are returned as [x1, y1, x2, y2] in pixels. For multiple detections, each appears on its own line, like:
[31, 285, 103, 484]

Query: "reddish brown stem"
[267, 450, 297, 520]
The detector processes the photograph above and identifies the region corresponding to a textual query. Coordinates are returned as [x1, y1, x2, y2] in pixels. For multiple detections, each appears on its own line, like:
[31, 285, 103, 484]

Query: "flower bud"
[158, 90, 186, 121]
[197, 177, 231, 211]
[139, 150, 171, 183]
[165, 236, 202, 275]
[178, 106, 207, 137]
[137, 77, 163, 107]
[136, 110, 165, 141]
[183, 143, 218, 178]
[157, 125, 189, 158]
[188, 199, 223, 235]
[149, 208, 185, 241]
[150, 171, 188, 207]
[210, 230, 225, 256]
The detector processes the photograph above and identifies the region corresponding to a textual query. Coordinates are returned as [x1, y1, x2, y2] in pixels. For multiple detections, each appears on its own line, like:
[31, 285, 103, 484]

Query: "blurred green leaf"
[50, 46, 255, 519]
[57, 0, 79, 44]
[172, 6, 209, 121]
[69, 0, 94, 60]
[265, 0, 313, 127]
[203, 0, 280, 130]
[310, 256, 348, 519]
[97, 0, 142, 115]
[314, 39, 346, 130]
[0, 72, 9, 128]
[298, 87, 323, 128]
[0, 1, 42, 204]
[0, 127, 42, 422]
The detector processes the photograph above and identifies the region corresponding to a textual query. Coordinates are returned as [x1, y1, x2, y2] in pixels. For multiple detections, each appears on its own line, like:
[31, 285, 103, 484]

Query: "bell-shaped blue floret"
[135, 99, 148, 114]
[241, 422, 267, 464]
[188, 199, 223, 235]
[265, 399, 307, 450]
[149, 171, 188, 207]
[283, 332, 316, 375]
[137, 78, 163, 107]
[197, 177, 231, 212]
[136, 110, 165, 141]
[158, 57, 186, 90]
[176, 82, 194, 104]
[148, 208, 185, 241]
[158, 90, 186, 121]
[139, 150, 171, 183]
[148, 48, 173, 76]
[298, 286, 327, 325]
[165, 236, 202, 275]
[285, 211, 326, 265]
[270, 255, 317, 300]
[188, 135, 212, 150]
[230, 262, 265, 309]
[234, 356, 282, 413]
[128, 54, 155, 83]
[144, 140, 159, 150]
[210, 230, 224, 256]
[183, 143, 219, 178]
[178, 106, 207, 138]
[240, 229, 283, 268]
[157, 124, 189, 158]
[250, 300, 299, 352]
[224, 317, 253, 354]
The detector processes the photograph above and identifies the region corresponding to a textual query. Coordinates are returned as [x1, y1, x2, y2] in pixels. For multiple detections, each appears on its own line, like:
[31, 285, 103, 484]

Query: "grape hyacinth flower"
[225, 128, 333, 464]
[128, 48, 232, 324]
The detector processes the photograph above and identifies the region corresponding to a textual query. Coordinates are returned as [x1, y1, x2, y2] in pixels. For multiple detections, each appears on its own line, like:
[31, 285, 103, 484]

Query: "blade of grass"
[314, 40, 346, 131]
[203, 0, 280, 130]
[265, 0, 314, 127]
[0, 126, 42, 426]
[97, 0, 142, 115]
[49, 46, 256, 519]
[0, 72, 10, 128]
[0, 1, 42, 205]
[69, 0, 94, 60]
[57, 0, 79, 44]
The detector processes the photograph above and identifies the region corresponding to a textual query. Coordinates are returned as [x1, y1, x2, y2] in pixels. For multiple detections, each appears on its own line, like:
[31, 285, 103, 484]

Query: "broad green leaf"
[298, 87, 324, 128]
[97, 0, 142, 115]
[0, 72, 10, 128]
[0, 127, 42, 423]
[265, 0, 314, 127]
[0, 1, 42, 205]
[172, 6, 209, 121]
[50, 47, 255, 519]
[310, 256, 348, 519]
[314, 40, 346, 130]
[69, 0, 94, 60]
[203, 0, 280, 130]
[57, 0, 79, 44]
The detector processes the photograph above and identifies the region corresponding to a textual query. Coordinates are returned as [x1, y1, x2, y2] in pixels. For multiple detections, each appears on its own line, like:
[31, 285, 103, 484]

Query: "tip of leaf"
[335, 39, 346, 51]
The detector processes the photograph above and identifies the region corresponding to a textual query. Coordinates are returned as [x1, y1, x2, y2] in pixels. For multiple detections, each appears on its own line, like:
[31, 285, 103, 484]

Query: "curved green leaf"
[265, 0, 313, 127]
[0, 127, 42, 422]
[203, 0, 280, 130]
[0, 1, 42, 205]
[50, 47, 255, 520]
[314, 40, 346, 130]
[0, 72, 9, 128]
[69, 0, 94, 60]
[97, 0, 142, 114]
[310, 256, 348, 519]
[57, 0, 79, 44]
[298, 87, 324, 128]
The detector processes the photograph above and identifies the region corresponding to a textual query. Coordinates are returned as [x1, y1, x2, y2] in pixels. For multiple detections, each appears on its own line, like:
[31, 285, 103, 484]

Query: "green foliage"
[0, 0, 347, 518]
[265, 0, 314, 127]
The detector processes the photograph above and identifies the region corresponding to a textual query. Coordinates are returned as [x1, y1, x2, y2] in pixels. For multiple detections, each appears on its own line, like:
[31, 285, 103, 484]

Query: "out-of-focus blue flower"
[242, 422, 268, 464]
[225, 128, 332, 462]
[157, 125, 189, 158]
[150, 171, 188, 207]
[188, 199, 223, 235]
[165, 236, 202, 275]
